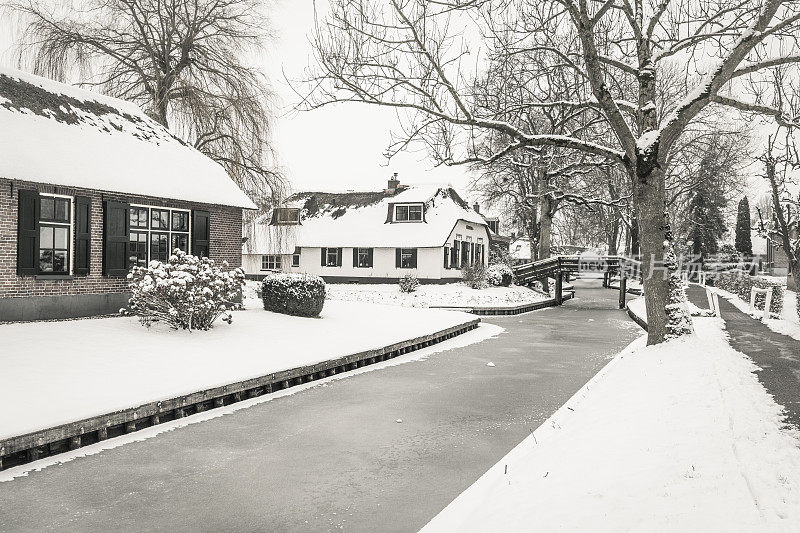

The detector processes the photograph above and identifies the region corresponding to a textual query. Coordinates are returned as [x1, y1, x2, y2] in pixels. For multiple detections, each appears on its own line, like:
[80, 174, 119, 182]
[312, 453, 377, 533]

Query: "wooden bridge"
[512, 255, 643, 308]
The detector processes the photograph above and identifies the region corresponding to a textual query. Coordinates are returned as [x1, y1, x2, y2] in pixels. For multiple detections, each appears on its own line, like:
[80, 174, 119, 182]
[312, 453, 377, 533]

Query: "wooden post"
[97, 427, 108, 441]
[69, 436, 81, 450]
[619, 276, 627, 309]
[125, 421, 136, 433]
[555, 272, 563, 305]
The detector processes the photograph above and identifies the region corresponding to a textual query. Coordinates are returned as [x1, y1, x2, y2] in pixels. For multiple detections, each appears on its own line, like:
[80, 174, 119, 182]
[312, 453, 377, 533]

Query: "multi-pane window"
[394, 204, 423, 222]
[356, 248, 373, 268]
[326, 247, 339, 266]
[39, 195, 71, 274]
[128, 205, 190, 264]
[292, 247, 301, 267]
[398, 248, 417, 268]
[451, 240, 460, 270]
[261, 255, 282, 270]
[275, 208, 300, 224]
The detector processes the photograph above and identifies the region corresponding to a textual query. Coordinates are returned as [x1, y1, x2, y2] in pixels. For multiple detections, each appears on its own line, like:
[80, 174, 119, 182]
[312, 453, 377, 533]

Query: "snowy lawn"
[0, 298, 477, 440]
[422, 311, 800, 531]
[322, 282, 547, 308]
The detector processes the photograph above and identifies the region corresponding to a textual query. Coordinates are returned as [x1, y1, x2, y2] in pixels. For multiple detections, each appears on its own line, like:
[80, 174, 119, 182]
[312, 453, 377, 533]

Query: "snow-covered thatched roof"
[244, 185, 489, 254]
[0, 66, 256, 209]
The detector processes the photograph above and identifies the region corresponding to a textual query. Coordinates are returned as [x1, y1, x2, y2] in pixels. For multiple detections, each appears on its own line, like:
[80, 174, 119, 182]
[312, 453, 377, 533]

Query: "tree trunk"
[634, 166, 671, 345]
[537, 172, 553, 259]
[538, 199, 552, 260]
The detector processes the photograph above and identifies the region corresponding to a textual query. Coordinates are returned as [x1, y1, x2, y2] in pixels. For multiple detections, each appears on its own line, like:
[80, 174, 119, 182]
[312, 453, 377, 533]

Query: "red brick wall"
[0, 178, 243, 299]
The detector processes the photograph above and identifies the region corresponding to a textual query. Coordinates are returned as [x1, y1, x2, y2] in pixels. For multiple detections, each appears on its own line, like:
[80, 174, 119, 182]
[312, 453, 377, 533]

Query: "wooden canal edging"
[0, 318, 480, 472]
[431, 291, 575, 316]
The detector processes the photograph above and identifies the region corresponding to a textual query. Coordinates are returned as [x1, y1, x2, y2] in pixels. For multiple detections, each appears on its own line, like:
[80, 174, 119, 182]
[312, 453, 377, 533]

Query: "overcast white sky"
[249, 0, 474, 194]
[0, 1, 475, 196]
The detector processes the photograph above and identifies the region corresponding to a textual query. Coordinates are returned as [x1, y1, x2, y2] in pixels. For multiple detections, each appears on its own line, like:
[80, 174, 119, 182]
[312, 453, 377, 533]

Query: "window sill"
[35, 274, 74, 281]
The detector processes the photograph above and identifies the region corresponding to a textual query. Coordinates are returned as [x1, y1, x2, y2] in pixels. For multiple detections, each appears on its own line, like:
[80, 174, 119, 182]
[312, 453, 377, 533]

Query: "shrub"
[398, 273, 420, 293]
[715, 269, 784, 316]
[262, 273, 326, 317]
[462, 262, 488, 289]
[123, 250, 244, 330]
[487, 263, 514, 286]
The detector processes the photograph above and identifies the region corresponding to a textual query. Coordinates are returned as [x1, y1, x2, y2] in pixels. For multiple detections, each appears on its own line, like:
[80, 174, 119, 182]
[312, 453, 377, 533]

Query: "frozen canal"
[0, 279, 641, 532]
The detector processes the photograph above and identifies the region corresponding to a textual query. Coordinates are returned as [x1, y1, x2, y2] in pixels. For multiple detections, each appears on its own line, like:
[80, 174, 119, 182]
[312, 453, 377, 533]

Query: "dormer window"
[274, 208, 300, 225]
[394, 203, 423, 222]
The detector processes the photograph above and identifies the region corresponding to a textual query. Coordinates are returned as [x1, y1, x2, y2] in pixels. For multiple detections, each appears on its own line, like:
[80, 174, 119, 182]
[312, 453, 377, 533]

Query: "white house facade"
[243, 179, 491, 282]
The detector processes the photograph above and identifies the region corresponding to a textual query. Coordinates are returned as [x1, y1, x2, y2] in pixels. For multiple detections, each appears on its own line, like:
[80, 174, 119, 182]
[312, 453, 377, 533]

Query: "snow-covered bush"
[715, 269, 784, 315]
[123, 250, 244, 330]
[262, 273, 326, 317]
[398, 273, 420, 293]
[462, 263, 488, 289]
[487, 263, 514, 287]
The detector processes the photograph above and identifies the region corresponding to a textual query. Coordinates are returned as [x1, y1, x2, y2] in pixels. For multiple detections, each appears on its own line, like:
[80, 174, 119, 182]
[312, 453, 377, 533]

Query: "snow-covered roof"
[244, 185, 488, 254]
[0, 66, 256, 209]
[510, 237, 532, 260]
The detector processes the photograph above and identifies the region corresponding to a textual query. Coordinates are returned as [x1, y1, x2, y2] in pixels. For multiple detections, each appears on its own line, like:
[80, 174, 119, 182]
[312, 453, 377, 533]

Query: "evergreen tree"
[687, 175, 727, 257]
[735, 197, 753, 255]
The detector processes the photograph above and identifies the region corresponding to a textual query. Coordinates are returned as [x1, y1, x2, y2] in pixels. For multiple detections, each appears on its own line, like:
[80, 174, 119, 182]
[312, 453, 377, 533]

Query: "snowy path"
[686, 285, 800, 430]
[0, 280, 641, 532]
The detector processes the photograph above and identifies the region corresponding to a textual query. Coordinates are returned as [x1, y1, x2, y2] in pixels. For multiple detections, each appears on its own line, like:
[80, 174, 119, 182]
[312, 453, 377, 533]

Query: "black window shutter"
[395, 248, 401, 268]
[75, 196, 91, 276]
[443, 248, 449, 269]
[353, 247, 358, 267]
[367, 248, 373, 267]
[410, 249, 418, 268]
[17, 189, 40, 276]
[321, 248, 327, 266]
[336, 248, 343, 266]
[103, 201, 129, 277]
[192, 210, 210, 257]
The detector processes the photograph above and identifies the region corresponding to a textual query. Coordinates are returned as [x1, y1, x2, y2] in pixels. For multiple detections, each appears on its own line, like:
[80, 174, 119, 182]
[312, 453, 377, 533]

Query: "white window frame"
[38, 193, 74, 275]
[325, 247, 340, 267]
[261, 254, 282, 271]
[394, 203, 423, 222]
[129, 203, 192, 264]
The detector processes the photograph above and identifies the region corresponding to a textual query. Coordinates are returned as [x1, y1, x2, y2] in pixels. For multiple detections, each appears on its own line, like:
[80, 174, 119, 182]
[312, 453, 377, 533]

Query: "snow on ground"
[422, 312, 800, 532]
[323, 282, 547, 308]
[0, 322, 504, 482]
[0, 297, 479, 441]
[707, 285, 800, 342]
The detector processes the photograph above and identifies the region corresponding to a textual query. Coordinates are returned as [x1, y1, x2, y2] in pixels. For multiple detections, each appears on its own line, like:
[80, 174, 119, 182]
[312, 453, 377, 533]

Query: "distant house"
[752, 229, 793, 276]
[0, 67, 256, 321]
[243, 177, 490, 282]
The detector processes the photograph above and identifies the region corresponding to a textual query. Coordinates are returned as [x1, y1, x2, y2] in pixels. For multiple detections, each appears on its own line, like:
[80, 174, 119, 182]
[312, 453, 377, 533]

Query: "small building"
[0, 67, 256, 321]
[753, 230, 793, 276]
[243, 178, 490, 282]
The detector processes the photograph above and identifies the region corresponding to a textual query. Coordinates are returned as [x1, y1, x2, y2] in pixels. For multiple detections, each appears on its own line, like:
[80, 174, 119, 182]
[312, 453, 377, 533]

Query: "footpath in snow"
[0, 298, 479, 441]
[422, 301, 800, 532]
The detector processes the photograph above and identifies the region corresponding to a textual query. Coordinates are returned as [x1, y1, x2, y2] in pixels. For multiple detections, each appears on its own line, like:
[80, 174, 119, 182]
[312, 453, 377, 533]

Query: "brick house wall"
[0, 177, 242, 305]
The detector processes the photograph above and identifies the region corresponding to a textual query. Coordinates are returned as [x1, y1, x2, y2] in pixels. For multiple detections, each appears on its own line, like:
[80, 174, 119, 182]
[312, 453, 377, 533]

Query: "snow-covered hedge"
[262, 273, 326, 317]
[123, 250, 244, 330]
[715, 270, 784, 315]
[487, 263, 514, 287]
[398, 273, 420, 293]
[462, 263, 488, 289]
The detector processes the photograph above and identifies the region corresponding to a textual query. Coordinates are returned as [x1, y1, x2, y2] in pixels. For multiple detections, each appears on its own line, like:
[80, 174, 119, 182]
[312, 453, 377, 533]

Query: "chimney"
[385, 172, 400, 195]
[472, 202, 480, 214]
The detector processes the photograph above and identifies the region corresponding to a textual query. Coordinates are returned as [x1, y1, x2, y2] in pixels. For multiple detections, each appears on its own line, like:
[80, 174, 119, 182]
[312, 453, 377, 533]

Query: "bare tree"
[303, 0, 800, 344]
[761, 134, 800, 289]
[13, 0, 283, 205]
